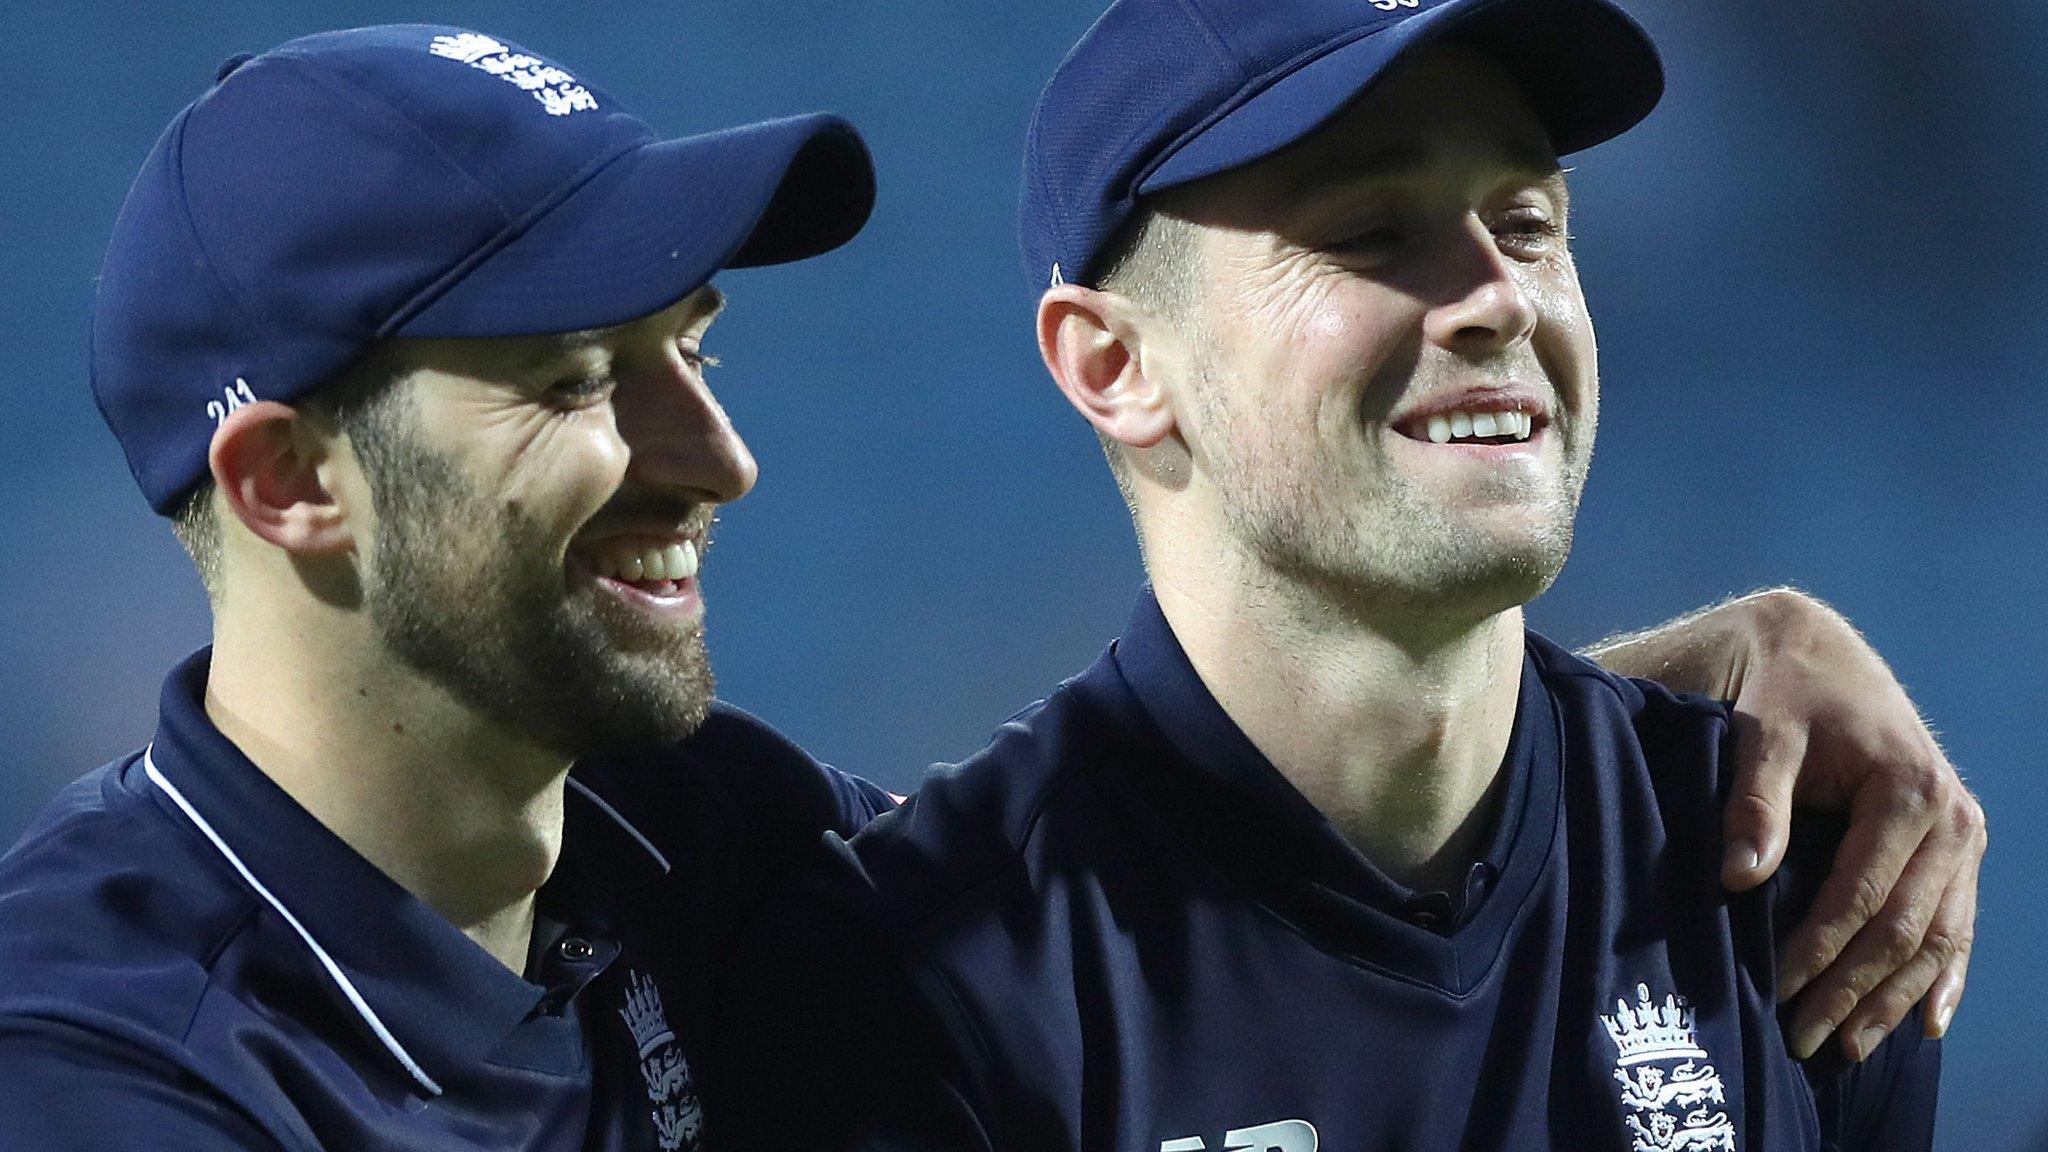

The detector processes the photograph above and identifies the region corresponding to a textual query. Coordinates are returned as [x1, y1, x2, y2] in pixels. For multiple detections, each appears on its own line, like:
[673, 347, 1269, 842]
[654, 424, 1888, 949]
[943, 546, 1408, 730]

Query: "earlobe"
[1036, 285, 1175, 451]
[209, 401, 354, 555]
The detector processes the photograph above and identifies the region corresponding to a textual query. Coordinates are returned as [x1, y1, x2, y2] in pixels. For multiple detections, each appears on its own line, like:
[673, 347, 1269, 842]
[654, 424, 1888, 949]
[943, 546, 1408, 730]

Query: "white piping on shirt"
[565, 776, 672, 874]
[142, 745, 445, 1098]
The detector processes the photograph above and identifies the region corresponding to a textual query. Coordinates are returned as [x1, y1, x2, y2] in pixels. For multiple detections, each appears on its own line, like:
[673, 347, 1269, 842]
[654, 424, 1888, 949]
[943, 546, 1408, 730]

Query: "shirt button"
[558, 937, 595, 962]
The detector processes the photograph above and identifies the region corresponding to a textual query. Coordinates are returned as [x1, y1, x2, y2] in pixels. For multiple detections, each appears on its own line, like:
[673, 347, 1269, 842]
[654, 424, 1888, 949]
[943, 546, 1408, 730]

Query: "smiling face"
[1152, 47, 1598, 625]
[344, 285, 752, 757]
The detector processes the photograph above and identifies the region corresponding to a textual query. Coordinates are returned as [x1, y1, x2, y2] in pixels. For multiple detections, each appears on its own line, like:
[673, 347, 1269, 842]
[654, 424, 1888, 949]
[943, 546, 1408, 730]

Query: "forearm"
[1581, 587, 1817, 699]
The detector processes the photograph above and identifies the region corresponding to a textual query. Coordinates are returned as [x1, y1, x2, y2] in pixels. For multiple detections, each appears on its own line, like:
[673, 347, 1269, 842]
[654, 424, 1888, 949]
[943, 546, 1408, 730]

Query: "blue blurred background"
[2, 0, 2041, 1145]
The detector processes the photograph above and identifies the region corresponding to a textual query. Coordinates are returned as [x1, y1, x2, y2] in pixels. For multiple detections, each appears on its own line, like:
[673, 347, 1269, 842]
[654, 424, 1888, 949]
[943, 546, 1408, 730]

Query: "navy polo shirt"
[708, 589, 1940, 1151]
[0, 648, 892, 1151]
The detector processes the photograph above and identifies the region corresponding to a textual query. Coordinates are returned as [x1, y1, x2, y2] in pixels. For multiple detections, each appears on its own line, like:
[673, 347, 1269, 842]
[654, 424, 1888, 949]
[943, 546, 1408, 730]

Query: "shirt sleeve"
[704, 856, 991, 1152]
[819, 765, 903, 838]
[1803, 1007, 1942, 1152]
[1768, 816, 1943, 1151]
[0, 1022, 285, 1152]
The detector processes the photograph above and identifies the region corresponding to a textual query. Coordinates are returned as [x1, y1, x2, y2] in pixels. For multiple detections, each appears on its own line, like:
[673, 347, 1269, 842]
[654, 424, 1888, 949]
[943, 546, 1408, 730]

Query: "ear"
[207, 401, 354, 555]
[1036, 284, 1176, 452]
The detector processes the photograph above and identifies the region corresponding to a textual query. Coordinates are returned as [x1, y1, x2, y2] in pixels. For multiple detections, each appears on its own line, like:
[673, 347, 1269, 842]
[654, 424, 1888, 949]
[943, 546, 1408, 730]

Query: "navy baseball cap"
[1020, 0, 1663, 289]
[93, 25, 877, 515]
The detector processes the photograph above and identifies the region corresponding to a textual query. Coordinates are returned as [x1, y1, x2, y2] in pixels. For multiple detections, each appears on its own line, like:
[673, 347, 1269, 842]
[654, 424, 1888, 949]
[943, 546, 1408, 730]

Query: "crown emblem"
[1602, 984, 1709, 1067]
[619, 970, 677, 1059]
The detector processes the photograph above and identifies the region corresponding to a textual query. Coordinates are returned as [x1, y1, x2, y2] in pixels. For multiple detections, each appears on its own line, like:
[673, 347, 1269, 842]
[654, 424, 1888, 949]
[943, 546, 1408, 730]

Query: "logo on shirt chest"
[618, 969, 702, 1151]
[1601, 984, 1737, 1152]
[1160, 1119, 1319, 1152]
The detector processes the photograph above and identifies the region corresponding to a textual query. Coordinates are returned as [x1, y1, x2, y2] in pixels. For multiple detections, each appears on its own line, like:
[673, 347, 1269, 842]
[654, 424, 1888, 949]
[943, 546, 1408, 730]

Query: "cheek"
[1215, 259, 1407, 440]
[474, 404, 631, 532]
[1528, 264, 1597, 411]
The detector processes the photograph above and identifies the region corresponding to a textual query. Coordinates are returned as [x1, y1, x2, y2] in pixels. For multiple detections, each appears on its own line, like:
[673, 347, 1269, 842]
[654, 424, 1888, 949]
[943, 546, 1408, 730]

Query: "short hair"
[1089, 205, 1199, 509]
[169, 348, 409, 608]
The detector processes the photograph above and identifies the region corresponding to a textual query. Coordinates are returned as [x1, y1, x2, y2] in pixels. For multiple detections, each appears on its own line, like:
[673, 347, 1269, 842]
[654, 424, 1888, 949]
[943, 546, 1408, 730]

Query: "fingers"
[1776, 778, 1940, 1006]
[1796, 856, 1965, 1061]
[1922, 799, 1984, 1038]
[1721, 710, 1805, 892]
[1783, 830, 1941, 1058]
[1830, 937, 1948, 1063]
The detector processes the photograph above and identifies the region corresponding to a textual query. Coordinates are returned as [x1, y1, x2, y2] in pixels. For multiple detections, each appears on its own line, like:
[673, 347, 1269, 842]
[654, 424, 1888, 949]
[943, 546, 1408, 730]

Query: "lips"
[1390, 388, 1552, 445]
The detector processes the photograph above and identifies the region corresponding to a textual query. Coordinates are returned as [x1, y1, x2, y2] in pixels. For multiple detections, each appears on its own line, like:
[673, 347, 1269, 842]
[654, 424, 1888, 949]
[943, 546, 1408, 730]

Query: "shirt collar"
[140, 648, 668, 1096]
[1100, 586, 1560, 986]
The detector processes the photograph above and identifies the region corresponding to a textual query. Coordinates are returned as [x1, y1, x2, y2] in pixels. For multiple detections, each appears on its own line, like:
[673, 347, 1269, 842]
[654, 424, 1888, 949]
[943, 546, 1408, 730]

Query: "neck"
[205, 608, 570, 974]
[1150, 554, 1526, 894]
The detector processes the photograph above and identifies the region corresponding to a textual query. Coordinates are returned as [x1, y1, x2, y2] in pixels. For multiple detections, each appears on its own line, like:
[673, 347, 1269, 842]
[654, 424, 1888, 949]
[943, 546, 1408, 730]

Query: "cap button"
[557, 936, 596, 962]
[215, 53, 256, 84]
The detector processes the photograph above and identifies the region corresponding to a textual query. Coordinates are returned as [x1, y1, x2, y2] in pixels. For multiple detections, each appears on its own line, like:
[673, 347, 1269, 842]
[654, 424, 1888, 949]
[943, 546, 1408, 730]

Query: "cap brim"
[398, 112, 875, 338]
[1139, 0, 1662, 195]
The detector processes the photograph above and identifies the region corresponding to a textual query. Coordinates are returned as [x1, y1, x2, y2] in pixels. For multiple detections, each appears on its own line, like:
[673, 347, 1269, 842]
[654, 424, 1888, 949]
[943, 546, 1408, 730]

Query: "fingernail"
[1935, 1001, 1956, 1037]
[1724, 841, 1762, 876]
[1851, 1027, 1885, 1062]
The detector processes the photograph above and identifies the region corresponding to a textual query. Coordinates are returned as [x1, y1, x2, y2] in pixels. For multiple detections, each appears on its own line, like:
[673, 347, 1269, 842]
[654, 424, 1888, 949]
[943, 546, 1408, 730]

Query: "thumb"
[1722, 708, 1805, 892]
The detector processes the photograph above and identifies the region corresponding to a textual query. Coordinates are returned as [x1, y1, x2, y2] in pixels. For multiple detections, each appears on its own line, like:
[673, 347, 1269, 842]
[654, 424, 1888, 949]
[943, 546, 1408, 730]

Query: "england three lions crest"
[1601, 984, 1737, 1152]
[619, 970, 702, 1151]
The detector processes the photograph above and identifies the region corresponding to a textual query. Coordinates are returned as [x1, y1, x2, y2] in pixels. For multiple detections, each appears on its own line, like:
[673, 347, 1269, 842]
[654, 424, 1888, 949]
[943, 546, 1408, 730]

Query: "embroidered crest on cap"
[428, 32, 598, 117]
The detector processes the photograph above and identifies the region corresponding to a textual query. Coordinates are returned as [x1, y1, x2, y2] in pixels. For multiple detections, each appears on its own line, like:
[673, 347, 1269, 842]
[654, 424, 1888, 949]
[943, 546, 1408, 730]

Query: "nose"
[1421, 217, 1540, 356]
[609, 345, 758, 506]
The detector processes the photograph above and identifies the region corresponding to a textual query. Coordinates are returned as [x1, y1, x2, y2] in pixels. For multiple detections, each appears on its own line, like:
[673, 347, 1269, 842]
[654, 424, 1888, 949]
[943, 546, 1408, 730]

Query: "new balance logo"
[1162, 1119, 1319, 1152]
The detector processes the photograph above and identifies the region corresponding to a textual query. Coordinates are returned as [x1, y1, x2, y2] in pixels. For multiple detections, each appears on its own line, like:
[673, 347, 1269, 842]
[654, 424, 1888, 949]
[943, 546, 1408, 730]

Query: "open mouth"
[579, 536, 701, 599]
[1393, 405, 1544, 447]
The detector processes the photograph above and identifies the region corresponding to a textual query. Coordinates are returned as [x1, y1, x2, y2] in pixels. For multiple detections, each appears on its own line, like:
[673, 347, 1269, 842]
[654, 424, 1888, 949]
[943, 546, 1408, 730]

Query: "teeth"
[1416, 409, 1535, 443]
[589, 539, 701, 584]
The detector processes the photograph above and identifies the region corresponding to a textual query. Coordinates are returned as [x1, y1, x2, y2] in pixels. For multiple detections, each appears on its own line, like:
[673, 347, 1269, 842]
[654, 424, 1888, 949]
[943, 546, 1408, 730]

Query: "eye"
[1330, 223, 1409, 260]
[1491, 206, 1564, 258]
[546, 373, 615, 408]
[676, 339, 721, 372]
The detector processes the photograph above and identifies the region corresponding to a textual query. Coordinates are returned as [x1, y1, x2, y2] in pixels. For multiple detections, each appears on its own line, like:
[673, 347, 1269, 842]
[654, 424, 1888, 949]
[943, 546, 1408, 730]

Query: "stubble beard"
[356, 434, 714, 761]
[1190, 352, 1591, 627]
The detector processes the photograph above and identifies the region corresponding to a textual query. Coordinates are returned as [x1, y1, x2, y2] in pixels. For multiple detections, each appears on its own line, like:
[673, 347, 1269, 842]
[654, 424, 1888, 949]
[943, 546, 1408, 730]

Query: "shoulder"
[0, 757, 261, 1106]
[703, 680, 1120, 1152]
[572, 700, 896, 856]
[1526, 631, 1730, 727]
[0, 1016, 284, 1150]
[1527, 630, 1735, 777]
[839, 672, 1129, 925]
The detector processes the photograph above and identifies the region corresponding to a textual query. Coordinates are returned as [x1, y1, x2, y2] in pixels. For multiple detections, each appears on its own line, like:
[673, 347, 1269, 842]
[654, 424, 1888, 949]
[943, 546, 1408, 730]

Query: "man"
[0, 13, 1979, 1152]
[0, 26, 887, 1150]
[707, 1, 1974, 1149]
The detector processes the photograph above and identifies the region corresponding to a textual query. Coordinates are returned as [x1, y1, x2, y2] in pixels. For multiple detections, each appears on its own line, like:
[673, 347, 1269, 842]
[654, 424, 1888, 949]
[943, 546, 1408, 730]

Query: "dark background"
[2, 2, 2040, 1144]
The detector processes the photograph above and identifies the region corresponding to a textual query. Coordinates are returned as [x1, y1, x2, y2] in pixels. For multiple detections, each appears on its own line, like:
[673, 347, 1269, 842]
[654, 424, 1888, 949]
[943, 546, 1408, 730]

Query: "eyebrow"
[516, 286, 728, 373]
[1282, 137, 1566, 203]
